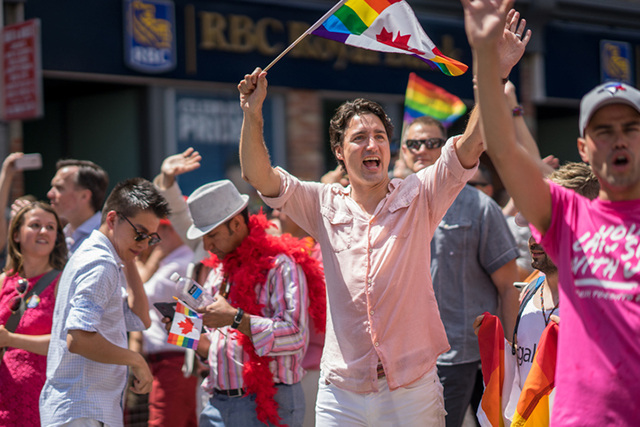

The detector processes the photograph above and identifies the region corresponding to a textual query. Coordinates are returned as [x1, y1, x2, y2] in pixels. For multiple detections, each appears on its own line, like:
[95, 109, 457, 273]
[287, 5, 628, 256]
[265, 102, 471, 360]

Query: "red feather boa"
[203, 213, 326, 426]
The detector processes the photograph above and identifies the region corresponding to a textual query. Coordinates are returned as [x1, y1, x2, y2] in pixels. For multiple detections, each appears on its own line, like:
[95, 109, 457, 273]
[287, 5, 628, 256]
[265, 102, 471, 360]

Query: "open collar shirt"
[260, 137, 476, 393]
[64, 211, 102, 255]
[40, 230, 146, 427]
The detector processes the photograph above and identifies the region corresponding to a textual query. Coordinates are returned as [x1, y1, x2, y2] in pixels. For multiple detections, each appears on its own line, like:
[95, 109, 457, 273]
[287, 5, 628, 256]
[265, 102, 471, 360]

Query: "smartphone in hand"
[153, 302, 177, 321]
[14, 153, 42, 171]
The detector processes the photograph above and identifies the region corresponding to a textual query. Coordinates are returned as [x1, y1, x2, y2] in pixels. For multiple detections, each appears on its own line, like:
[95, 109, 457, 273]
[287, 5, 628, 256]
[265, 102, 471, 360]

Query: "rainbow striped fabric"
[311, 0, 467, 76]
[511, 322, 558, 427]
[477, 313, 507, 427]
[167, 299, 203, 351]
[404, 72, 467, 128]
[476, 314, 558, 427]
[176, 300, 200, 317]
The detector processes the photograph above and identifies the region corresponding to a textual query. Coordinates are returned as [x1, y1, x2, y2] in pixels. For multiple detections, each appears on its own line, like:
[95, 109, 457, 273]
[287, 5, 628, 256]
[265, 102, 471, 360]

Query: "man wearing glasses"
[40, 178, 170, 427]
[400, 115, 520, 427]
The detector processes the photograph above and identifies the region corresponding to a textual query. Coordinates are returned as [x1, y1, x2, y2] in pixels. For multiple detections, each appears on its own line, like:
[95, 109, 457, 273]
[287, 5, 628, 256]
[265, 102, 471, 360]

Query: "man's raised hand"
[497, 9, 532, 79]
[238, 67, 268, 115]
[159, 147, 201, 189]
[461, 0, 514, 50]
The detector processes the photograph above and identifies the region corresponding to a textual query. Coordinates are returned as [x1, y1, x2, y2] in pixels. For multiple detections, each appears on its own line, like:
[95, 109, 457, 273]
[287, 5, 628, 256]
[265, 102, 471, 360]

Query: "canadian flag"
[311, 0, 467, 76]
[167, 299, 203, 350]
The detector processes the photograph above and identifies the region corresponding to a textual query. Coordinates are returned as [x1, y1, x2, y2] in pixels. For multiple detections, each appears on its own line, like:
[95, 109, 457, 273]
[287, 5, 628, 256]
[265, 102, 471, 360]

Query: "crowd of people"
[0, 1, 639, 426]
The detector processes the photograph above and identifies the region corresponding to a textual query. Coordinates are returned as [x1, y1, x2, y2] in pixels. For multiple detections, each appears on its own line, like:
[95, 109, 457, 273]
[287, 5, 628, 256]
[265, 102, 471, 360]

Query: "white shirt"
[515, 289, 560, 387]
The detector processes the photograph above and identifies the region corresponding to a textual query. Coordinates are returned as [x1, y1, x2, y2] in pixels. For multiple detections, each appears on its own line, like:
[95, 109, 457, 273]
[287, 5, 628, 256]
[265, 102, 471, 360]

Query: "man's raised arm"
[454, 9, 532, 169]
[462, 0, 552, 234]
[238, 67, 282, 197]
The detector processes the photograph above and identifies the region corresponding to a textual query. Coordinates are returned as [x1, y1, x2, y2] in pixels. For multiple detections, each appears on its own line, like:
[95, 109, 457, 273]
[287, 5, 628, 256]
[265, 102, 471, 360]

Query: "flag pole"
[263, 0, 348, 72]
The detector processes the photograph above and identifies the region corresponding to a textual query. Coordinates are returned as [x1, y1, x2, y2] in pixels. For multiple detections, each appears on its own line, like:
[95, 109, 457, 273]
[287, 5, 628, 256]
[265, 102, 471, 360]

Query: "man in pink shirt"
[238, 41, 526, 427]
[237, 22, 526, 426]
[465, 1, 640, 425]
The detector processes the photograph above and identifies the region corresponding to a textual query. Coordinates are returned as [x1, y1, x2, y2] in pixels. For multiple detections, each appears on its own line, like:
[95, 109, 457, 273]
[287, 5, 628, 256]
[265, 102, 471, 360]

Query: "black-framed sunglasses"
[9, 278, 29, 312]
[405, 138, 446, 151]
[118, 213, 161, 246]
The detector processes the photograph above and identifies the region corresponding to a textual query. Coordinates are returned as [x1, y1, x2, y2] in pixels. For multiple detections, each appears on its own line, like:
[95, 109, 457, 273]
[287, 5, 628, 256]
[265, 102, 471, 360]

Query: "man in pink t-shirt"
[464, 1, 640, 425]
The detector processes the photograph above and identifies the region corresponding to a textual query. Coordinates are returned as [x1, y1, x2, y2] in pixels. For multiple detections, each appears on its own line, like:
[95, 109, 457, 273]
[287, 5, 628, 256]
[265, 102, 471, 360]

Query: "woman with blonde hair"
[0, 201, 67, 426]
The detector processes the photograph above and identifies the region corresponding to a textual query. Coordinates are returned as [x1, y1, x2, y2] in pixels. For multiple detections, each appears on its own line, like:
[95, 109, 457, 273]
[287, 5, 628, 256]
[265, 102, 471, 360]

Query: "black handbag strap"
[511, 275, 545, 355]
[4, 269, 60, 333]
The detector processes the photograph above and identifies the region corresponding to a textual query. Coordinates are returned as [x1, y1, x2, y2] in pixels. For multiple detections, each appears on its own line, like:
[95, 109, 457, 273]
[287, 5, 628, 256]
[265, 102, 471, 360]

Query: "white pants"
[316, 367, 446, 427]
[59, 419, 107, 427]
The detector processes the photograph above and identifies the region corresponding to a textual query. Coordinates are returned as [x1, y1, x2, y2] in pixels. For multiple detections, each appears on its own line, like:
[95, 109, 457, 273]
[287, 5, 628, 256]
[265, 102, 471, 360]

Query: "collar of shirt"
[91, 229, 124, 268]
[64, 211, 102, 253]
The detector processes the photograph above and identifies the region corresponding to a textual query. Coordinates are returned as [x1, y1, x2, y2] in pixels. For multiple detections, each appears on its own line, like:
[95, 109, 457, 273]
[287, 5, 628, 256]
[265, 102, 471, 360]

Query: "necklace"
[540, 281, 559, 326]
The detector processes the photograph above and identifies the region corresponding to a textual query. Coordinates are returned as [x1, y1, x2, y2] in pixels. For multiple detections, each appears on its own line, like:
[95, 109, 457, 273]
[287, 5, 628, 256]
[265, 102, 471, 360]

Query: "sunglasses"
[9, 278, 29, 312]
[405, 138, 446, 151]
[118, 213, 161, 246]
[468, 181, 490, 187]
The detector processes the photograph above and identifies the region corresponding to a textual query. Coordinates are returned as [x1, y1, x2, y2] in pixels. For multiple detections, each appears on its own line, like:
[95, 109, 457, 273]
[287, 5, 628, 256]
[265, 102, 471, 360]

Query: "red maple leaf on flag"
[376, 27, 426, 55]
[178, 317, 195, 335]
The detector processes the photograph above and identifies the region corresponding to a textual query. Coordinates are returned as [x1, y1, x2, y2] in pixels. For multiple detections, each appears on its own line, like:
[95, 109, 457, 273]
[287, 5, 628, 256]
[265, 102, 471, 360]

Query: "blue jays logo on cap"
[599, 82, 627, 96]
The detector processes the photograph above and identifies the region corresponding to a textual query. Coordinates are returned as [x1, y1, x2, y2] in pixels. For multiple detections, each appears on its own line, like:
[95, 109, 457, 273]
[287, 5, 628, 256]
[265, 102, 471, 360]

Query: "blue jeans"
[199, 382, 305, 427]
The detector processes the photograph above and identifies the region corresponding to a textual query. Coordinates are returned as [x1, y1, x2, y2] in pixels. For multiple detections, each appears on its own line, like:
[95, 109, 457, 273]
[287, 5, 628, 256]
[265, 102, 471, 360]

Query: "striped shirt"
[202, 254, 309, 392]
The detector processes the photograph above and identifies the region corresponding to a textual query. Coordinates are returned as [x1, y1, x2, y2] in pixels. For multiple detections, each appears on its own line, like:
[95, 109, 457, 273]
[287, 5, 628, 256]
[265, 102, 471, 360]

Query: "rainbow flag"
[404, 72, 467, 128]
[311, 0, 467, 76]
[167, 299, 203, 350]
[477, 313, 507, 427]
[511, 322, 558, 427]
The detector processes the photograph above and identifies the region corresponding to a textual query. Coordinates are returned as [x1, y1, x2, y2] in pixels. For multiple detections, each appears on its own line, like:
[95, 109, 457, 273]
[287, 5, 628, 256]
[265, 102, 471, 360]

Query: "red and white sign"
[1, 19, 43, 121]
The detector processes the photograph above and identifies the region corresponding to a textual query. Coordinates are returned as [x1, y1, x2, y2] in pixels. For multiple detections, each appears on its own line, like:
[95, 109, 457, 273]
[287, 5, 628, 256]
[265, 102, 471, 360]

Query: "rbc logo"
[124, 0, 177, 73]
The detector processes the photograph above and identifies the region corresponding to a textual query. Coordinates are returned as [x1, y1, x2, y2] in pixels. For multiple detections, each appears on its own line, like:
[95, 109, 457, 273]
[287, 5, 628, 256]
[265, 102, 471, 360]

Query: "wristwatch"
[231, 308, 244, 329]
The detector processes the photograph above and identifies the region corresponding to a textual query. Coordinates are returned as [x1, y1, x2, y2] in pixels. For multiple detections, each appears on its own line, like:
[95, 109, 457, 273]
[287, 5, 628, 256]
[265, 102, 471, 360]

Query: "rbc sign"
[123, 0, 177, 73]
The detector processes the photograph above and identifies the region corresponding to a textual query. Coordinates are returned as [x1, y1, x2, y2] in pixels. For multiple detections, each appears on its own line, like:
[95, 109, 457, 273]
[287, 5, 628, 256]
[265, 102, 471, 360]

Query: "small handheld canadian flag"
[167, 299, 203, 350]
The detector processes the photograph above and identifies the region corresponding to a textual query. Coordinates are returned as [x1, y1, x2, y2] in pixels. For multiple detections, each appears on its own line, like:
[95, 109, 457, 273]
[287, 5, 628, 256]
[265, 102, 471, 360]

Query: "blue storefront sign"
[173, 91, 282, 196]
[600, 40, 633, 85]
[123, 0, 177, 73]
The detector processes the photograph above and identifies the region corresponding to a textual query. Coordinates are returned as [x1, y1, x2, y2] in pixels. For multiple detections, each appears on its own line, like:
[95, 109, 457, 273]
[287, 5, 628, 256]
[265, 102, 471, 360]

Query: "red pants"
[148, 352, 198, 427]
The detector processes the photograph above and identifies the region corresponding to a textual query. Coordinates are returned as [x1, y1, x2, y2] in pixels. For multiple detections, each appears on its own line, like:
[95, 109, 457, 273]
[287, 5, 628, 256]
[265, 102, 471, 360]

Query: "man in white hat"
[174, 179, 325, 427]
[465, 0, 640, 425]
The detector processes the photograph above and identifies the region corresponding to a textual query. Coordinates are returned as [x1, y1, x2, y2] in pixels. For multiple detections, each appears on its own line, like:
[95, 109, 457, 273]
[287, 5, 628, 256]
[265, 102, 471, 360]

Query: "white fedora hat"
[186, 180, 250, 240]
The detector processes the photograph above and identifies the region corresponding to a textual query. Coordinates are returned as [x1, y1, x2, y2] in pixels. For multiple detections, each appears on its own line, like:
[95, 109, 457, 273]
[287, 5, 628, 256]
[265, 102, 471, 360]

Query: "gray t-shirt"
[431, 185, 518, 365]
